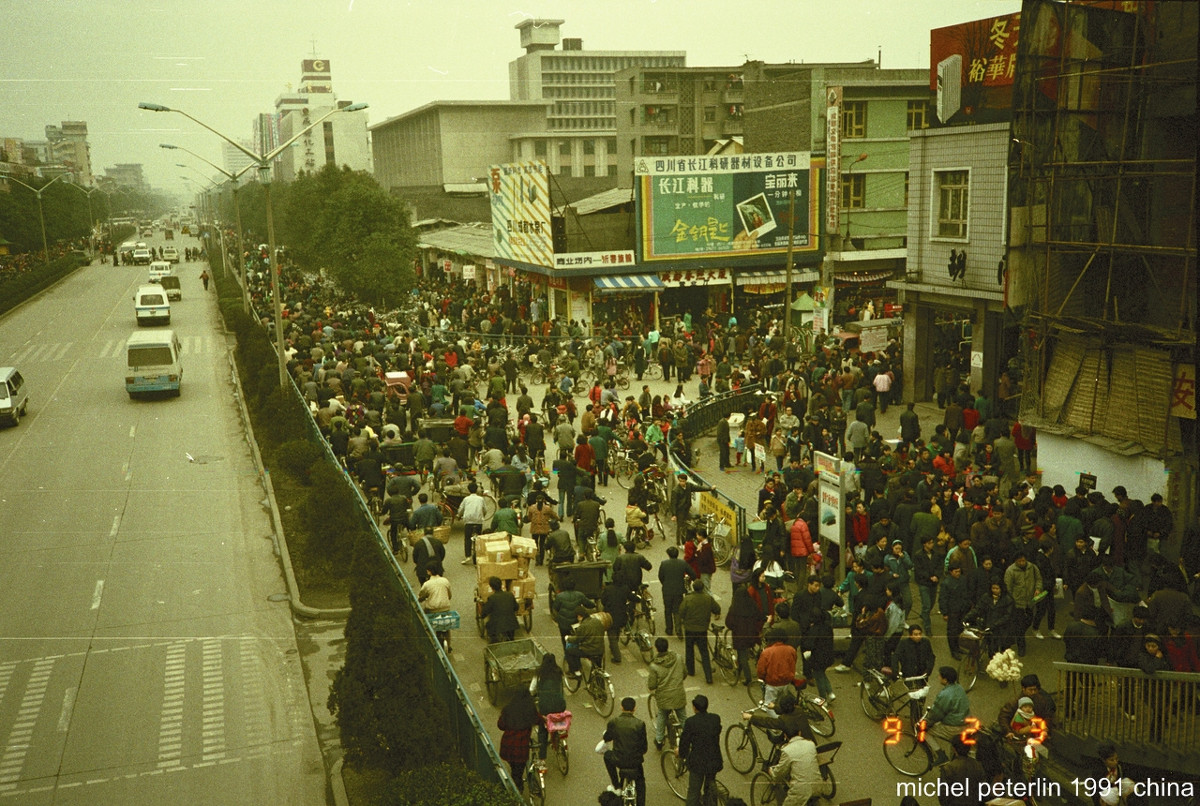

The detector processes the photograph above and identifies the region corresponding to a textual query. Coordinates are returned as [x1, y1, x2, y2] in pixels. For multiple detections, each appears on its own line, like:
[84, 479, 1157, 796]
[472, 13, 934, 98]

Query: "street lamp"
[140, 100, 369, 390]
[163, 143, 256, 312]
[2, 172, 68, 266]
[844, 152, 868, 250]
[64, 181, 102, 255]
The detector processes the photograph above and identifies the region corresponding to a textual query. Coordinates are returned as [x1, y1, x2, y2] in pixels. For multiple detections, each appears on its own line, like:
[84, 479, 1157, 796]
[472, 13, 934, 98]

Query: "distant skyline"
[1, 0, 1020, 197]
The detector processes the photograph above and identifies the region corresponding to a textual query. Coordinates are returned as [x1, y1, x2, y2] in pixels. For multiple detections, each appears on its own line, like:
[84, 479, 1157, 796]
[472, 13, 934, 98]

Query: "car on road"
[0, 367, 30, 426]
[125, 330, 182, 397]
[148, 260, 173, 283]
[134, 284, 171, 326]
[159, 274, 181, 301]
[162, 246, 179, 264]
[132, 248, 152, 265]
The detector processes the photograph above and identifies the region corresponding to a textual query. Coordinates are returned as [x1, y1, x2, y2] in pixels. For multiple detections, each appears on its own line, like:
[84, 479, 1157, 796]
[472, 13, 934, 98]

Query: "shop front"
[590, 274, 664, 333]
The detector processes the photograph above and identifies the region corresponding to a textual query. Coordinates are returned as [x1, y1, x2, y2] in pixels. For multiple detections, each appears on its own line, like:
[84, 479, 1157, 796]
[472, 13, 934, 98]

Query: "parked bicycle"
[563, 655, 614, 717]
[957, 623, 992, 692]
[621, 585, 656, 664]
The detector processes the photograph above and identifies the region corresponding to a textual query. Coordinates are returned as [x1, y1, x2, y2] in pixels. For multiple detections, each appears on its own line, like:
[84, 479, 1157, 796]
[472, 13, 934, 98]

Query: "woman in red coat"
[790, 515, 815, 584]
[850, 501, 871, 560]
[497, 687, 542, 792]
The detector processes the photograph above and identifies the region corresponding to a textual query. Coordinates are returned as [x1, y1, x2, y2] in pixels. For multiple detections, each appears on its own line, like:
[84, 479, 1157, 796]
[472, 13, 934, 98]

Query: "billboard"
[635, 152, 819, 262]
[488, 160, 553, 268]
[930, 13, 1020, 123]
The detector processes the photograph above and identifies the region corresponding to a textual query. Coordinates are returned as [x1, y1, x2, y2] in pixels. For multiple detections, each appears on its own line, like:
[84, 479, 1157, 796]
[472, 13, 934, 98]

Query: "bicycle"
[620, 586, 656, 664]
[709, 625, 743, 686]
[859, 669, 930, 722]
[957, 623, 992, 692]
[749, 739, 840, 804]
[694, 512, 733, 567]
[563, 655, 615, 717]
[525, 709, 570, 803]
[656, 706, 689, 799]
[723, 703, 785, 775]
[745, 678, 837, 738]
[882, 705, 935, 777]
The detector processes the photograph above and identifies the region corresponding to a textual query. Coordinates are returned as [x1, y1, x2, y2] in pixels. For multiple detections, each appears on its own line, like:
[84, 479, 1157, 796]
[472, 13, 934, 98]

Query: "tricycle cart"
[547, 560, 609, 601]
[475, 588, 535, 637]
[483, 638, 546, 705]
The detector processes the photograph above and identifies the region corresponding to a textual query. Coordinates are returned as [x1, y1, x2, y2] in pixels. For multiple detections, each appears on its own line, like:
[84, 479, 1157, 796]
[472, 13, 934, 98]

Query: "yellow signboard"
[697, 492, 737, 543]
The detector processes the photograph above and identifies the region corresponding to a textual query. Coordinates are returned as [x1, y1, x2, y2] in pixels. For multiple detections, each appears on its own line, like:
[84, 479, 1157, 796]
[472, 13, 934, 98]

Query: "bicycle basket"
[959, 628, 981, 650]
[815, 741, 842, 766]
[426, 610, 461, 630]
[545, 710, 572, 734]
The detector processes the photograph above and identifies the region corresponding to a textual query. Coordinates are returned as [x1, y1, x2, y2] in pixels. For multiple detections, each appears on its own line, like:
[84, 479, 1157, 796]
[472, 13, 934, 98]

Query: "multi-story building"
[371, 101, 551, 190]
[272, 59, 371, 183]
[44, 121, 92, 185]
[221, 140, 256, 179]
[508, 19, 685, 178]
[103, 163, 147, 190]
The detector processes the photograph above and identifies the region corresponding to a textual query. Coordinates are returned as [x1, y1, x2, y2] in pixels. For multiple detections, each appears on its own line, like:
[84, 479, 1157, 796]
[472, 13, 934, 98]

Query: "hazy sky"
[2, 0, 1019, 198]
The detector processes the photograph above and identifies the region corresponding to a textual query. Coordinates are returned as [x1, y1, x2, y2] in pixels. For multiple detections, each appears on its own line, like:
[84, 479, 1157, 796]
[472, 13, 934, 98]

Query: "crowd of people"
[220, 239, 1198, 805]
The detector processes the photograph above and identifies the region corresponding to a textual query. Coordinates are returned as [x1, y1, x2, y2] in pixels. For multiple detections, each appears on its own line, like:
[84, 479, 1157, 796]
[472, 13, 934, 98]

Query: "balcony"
[722, 118, 744, 136]
[722, 87, 744, 105]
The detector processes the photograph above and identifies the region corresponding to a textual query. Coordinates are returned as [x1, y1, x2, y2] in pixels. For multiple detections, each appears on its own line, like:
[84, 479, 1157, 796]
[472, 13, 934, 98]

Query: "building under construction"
[1007, 1, 1196, 535]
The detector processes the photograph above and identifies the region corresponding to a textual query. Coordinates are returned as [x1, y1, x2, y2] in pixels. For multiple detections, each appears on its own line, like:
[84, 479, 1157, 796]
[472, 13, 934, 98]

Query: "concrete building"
[272, 59, 371, 182]
[221, 140, 256, 178]
[44, 121, 92, 185]
[889, 122, 1011, 404]
[103, 163, 147, 190]
[508, 18, 685, 178]
[371, 101, 551, 190]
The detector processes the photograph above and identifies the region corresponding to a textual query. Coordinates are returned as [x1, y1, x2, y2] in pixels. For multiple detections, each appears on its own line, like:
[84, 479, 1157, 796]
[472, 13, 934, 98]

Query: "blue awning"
[593, 274, 665, 292]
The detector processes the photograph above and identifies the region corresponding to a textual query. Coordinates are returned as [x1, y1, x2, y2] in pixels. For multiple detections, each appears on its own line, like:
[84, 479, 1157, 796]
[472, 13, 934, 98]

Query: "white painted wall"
[1037, 432, 1169, 501]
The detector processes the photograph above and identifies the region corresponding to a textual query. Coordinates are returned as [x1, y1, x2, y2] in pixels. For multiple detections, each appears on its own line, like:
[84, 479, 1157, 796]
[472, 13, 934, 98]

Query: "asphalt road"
[0, 237, 324, 804]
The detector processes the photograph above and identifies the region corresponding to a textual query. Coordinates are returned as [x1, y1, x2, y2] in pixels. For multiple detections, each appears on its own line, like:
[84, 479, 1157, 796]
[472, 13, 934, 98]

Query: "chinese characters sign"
[931, 13, 1021, 91]
[634, 152, 819, 262]
[553, 250, 636, 269]
[1171, 364, 1196, 420]
[489, 160, 553, 268]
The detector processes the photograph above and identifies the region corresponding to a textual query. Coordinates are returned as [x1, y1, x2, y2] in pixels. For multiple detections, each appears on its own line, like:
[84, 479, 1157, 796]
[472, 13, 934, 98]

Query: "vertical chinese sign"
[489, 160, 553, 268]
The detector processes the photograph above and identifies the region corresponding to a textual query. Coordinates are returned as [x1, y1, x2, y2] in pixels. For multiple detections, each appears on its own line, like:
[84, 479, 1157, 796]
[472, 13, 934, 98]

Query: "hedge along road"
[0, 234, 326, 805]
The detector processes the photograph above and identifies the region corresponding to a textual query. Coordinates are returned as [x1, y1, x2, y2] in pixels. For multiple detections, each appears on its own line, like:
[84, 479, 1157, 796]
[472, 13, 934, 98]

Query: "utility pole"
[784, 189, 797, 339]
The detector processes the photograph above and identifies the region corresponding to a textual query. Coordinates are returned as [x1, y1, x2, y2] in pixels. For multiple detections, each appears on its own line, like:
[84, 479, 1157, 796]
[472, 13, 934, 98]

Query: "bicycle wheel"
[720, 645, 741, 687]
[394, 536, 409, 563]
[563, 661, 581, 693]
[617, 375, 630, 390]
[959, 650, 979, 692]
[711, 778, 730, 806]
[615, 458, 635, 488]
[637, 633, 654, 664]
[859, 673, 891, 721]
[745, 678, 764, 706]
[660, 750, 688, 800]
[553, 736, 569, 776]
[592, 675, 615, 718]
[749, 771, 781, 806]
[711, 533, 732, 567]
[525, 763, 545, 806]
[816, 764, 837, 800]
[481, 495, 498, 523]
[803, 698, 836, 738]
[648, 363, 663, 380]
[884, 731, 933, 777]
[620, 624, 633, 647]
[723, 723, 758, 775]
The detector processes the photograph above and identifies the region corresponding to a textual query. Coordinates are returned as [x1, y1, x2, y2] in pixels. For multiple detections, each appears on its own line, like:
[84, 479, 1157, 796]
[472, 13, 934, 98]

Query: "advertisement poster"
[488, 160, 553, 268]
[818, 472, 843, 546]
[930, 13, 1020, 123]
[635, 152, 819, 262]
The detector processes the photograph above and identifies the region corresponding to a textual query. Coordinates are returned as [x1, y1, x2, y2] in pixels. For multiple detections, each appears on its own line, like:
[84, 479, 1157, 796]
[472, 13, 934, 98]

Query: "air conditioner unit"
[937, 55, 962, 123]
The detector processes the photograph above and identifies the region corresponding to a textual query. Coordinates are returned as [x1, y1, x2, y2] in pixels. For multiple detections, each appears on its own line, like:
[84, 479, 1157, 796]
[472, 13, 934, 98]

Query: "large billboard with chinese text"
[489, 160, 553, 268]
[930, 13, 1020, 123]
[634, 152, 819, 262]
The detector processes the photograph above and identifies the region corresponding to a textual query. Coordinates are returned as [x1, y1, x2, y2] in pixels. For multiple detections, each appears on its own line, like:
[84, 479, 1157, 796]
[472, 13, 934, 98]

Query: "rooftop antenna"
[310, 38, 319, 58]
[877, 46, 882, 68]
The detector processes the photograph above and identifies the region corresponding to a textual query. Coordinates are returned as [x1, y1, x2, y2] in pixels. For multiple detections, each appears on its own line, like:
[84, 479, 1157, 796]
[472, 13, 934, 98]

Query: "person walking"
[678, 580, 721, 683]
[199, 269, 210, 290]
[677, 694, 723, 806]
[659, 545, 698, 638]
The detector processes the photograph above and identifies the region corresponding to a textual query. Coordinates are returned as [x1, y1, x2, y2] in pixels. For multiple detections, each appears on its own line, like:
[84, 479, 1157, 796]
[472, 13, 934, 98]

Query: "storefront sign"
[1171, 364, 1196, 419]
[635, 151, 819, 262]
[489, 160, 553, 268]
[442, 259, 453, 274]
[826, 87, 842, 236]
[553, 250, 635, 269]
[859, 326, 889, 354]
[813, 451, 841, 479]
[659, 268, 731, 287]
[462, 264, 476, 281]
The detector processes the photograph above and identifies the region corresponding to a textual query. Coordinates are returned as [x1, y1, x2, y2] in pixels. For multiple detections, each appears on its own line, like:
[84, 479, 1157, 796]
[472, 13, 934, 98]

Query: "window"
[534, 140, 547, 157]
[559, 141, 571, 156]
[583, 140, 595, 155]
[584, 165, 596, 177]
[907, 101, 930, 131]
[608, 164, 618, 177]
[842, 101, 866, 139]
[841, 174, 865, 209]
[936, 169, 969, 239]
[704, 106, 716, 122]
[646, 137, 670, 155]
[903, 172, 910, 207]
[606, 138, 616, 152]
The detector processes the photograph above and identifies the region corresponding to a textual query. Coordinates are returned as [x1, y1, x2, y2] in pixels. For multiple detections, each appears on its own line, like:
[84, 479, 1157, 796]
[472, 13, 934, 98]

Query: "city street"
[0, 238, 325, 804]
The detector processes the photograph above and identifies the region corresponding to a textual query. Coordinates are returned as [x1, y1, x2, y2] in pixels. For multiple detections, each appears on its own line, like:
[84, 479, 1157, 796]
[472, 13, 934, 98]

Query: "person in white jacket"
[771, 731, 819, 806]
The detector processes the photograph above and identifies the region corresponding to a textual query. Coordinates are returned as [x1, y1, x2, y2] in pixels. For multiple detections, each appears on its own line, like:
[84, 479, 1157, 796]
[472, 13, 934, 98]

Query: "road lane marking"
[0, 658, 55, 784]
[53, 343, 73, 360]
[91, 580, 105, 611]
[200, 639, 226, 762]
[156, 641, 188, 769]
[129, 426, 136, 438]
[57, 687, 77, 732]
[109, 516, 120, 537]
[99, 340, 115, 359]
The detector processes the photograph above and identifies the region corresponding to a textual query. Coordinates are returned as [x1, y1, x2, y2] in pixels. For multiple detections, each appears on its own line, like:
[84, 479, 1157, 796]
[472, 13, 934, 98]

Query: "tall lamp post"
[163, 144, 254, 312]
[180, 176, 227, 279]
[139, 100, 368, 390]
[64, 181, 102, 255]
[2, 172, 68, 266]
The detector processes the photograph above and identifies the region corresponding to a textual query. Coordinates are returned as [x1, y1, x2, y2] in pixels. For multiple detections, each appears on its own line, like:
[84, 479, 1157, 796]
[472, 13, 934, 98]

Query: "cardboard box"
[510, 536, 538, 558]
[474, 531, 510, 556]
[478, 581, 494, 600]
[513, 573, 536, 600]
[478, 559, 520, 581]
[516, 556, 531, 577]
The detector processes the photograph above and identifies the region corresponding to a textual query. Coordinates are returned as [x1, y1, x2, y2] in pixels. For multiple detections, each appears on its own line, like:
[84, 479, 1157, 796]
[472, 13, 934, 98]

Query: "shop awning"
[836, 270, 894, 283]
[736, 268, 819, 287]
[593, 275, 665, 293]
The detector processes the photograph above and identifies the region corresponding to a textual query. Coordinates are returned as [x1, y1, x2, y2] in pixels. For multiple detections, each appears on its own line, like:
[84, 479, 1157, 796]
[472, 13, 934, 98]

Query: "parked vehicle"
[0, 367, 30, 426]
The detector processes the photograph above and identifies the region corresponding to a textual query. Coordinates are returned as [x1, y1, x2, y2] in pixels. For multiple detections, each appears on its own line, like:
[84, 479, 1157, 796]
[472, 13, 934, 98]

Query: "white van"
[125, 331, 182, 397]
[134, 284, 171, 325]
[148, 260, 173, 283]
[0, 367, 30, 426]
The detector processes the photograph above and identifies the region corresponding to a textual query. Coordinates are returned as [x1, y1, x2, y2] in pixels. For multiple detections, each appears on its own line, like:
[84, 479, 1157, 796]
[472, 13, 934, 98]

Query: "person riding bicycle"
[770, 722, 819, 806]
[647, 637, 686, 750]
[551, 578, 592, 649]
[612, 541, 653, 617]
[743, 690, 817, 744]
[677, 694, 723, 806]
[602, 697, 648, 806]
[624, 501, 649, 545]
[545, 518, 576, 568]
[529, 653, 568, 761]
[925, 665, 972, 766]
[888, 624, 936, 723]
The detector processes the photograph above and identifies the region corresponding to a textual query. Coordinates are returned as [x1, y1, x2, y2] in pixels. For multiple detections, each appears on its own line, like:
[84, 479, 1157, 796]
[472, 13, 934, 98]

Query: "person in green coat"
[599, 518, 621, 582]
[491, 497, 521, 537]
